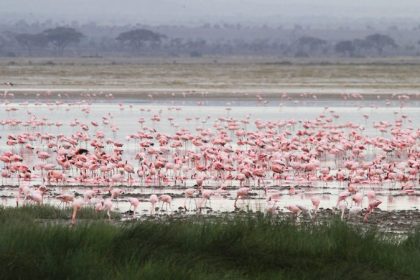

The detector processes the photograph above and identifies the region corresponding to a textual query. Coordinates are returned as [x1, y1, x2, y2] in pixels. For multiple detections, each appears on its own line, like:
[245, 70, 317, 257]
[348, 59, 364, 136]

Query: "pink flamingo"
[149, 194, 158, 214]
[159, 194, 172, 212]
[184, 188, 198, 211]
[234, 187, 251, 209]
[71, 198, 84, 225]
[128, 197, 140, 216]
[364, 199, 382, 222]
[56, 193, 74, 207]
[285, 205, 301, 219]
[310, 196, 321, 217]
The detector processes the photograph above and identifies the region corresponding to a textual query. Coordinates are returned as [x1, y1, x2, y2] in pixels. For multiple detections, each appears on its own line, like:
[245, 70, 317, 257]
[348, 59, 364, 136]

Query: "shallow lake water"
[0, 96, 419, 215]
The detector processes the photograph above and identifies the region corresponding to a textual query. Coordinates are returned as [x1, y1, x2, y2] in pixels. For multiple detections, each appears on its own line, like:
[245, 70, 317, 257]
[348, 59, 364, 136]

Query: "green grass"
[0, 206, 419, 279]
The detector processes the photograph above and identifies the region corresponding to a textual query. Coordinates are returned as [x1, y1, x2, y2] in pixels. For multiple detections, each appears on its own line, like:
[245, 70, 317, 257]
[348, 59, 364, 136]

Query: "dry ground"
[1, 57, 420, 99]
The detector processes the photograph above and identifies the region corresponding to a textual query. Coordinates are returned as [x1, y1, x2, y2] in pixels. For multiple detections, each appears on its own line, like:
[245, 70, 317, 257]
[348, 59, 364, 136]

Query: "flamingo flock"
[0, 93, 419, 224]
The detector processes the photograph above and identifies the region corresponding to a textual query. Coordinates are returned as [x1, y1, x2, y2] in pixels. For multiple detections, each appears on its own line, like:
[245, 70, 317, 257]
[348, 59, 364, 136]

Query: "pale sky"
[1, 0, 419, 25]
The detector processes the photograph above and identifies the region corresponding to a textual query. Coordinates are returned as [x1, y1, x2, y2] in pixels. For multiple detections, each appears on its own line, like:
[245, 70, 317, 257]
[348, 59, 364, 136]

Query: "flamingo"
[71, 198, 84, 225]
[310, 196, 321, 217]
[159, 194, 172, 212]
[234, 187, 251, 209]
[364, 199, 382, 222]
[128, 197, 140, 216]
[183, 188, 198, 211]
[56, 193, 74, 207]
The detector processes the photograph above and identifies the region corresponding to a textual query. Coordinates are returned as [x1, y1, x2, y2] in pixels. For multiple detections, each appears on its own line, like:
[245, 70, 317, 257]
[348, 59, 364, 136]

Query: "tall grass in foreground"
[0, 206, 419, 280]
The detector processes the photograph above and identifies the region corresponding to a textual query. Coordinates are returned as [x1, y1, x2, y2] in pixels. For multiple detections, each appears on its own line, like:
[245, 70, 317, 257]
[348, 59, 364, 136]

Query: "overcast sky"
[1, 0, 420, 25]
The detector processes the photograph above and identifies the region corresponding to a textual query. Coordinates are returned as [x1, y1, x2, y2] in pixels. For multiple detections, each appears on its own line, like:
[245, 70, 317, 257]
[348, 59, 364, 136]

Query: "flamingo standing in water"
[16, 184, 30, 206]
[150, 194, 158, 214]
[95, 198, 113, 220]
[71, 198, 84, 225]
[364, 199, 382, 222]
[128, 197, 140, 216]
[56, 193, 74, 207]
[199, 188, 214, 210]
[310, 196, 321, 217]
[183, 188, 198, 211]
[234, 187, 251, 209]
[24, 185, 48, 205]
[352, 193, 363, 207]
[159, 194, 172, 212]
[285, 205, 301, 219]
[336, 191, 350, 207]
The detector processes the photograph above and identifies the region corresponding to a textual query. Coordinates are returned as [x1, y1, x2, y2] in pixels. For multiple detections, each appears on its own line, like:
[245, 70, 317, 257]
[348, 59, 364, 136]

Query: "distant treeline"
[1, 21, 420, 57]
